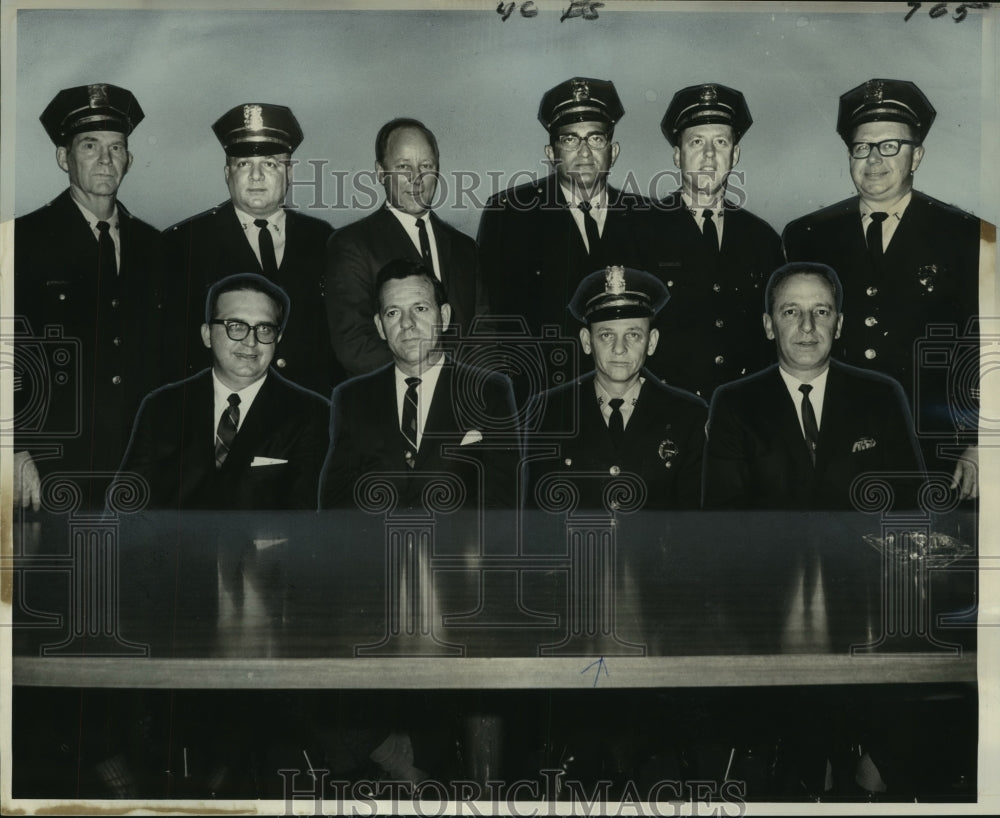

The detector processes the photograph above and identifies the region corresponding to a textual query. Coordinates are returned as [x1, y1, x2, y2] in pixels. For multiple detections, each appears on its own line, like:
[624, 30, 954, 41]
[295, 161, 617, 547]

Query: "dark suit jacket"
[703, 362, 925, 510]
[14, 189, 168, 500]
[319, 361, 519, 511]
[162, 201, 337, 394]
[477, 174, 648, 339]
[637, 192, 783, 400]
[782, 190, 985, 464]
[325, 207, 484, 377]
[118, 369, 330, 510]
[524, 371, 707, 511]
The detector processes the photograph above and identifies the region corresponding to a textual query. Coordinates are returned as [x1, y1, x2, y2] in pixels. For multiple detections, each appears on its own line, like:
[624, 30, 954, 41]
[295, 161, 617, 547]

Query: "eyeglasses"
[209, 319, 280, 344]
[849, 139, 920, 159]
[555, 132, 610, 151]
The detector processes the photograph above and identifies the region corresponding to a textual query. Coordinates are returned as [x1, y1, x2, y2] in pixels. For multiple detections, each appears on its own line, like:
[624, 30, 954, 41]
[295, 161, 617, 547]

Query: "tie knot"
[405, 376, 422, 389]
[869, 211, 888, 224]
[254, 218, 269, 229]
[227, 393, 241, 407]
[416, 217, 425, 228]
[798, 384, 813, 397]
[608, 397, 625, 410]
[97, 220, 111, 234]
[578, 201, 592, 214]
[702, 209, 715, 221]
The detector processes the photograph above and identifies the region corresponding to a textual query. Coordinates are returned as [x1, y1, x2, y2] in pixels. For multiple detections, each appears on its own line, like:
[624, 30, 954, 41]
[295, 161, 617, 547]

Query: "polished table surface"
[11, 507, 978, 688]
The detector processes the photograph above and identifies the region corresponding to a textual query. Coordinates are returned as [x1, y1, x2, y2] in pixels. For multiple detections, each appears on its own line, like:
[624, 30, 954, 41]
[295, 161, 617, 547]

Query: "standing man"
[14, 83, 167, 509]
[524, 265, 707, 511]
[477, 77, 647, 341]
[639, 83, 783, 401]
[163, 103, 336, 395]
[319, 259, 518, 512]
[703, 263, 924, 510]
[118, 274, 329, 510]
[783, 79, 990, 499]
[325, 118, 484, 377]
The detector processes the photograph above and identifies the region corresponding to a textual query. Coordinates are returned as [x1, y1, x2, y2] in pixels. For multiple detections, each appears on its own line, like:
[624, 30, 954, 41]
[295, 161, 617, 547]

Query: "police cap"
[660, 83, 752, 147]
[40, 83, 144, 146]
[538, 77, 624, 132]
[837, 79, 936, 144]
[212, 103, 304, 157]
[569, 266, 670, 325]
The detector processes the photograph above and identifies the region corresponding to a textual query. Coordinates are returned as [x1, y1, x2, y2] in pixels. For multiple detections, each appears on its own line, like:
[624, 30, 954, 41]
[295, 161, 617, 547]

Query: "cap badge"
[864, 80, 884, 104]
[700, 85, 718, 105]
[244, 104, 264, 131]
[571, 79, 590, 102]
[605, 265, 626, 295]
[87, 84, 110, 108]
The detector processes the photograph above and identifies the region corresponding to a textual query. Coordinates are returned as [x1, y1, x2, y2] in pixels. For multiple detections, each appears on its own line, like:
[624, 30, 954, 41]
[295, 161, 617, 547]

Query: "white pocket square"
[251, 456, 288, 466]
[460, 430, 484, 446]
[851, 437, 877, 453]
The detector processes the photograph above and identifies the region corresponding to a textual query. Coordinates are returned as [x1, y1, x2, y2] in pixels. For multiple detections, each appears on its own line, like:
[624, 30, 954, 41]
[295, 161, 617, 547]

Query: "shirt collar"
[860, 190, 912, 221]
[594, 375, 644, 409]
[560, 182, 606, 209]
[386, 201, 432, 226]
[777, 364, 830, 393]
[233, 205, 286, 231]
[72, 198, 119, 229]
[681, 191, 724, 216]
[212, 368, 268, 404]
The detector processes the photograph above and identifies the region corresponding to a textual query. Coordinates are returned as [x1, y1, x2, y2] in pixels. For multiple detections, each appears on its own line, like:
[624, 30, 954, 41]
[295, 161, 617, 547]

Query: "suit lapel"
[416, 365, 455, 467]
[223, 373, 279, 469]
[813, 363, 847, 475]
[377, 207, 422, 262]
[221, 202, 265, 274]
[429, 211, 452, 281]
[766, 368, 815, 474]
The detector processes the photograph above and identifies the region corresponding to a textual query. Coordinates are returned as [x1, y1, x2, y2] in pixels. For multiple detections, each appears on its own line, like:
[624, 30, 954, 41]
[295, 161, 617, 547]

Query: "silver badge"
[572, 80, 590, 102]
[700, 85, 718, 105]
[87, 83, 110, 108]
[244, 104, 265, 131]
[605, 265, 626, 295]
[864, 80, 884, 104]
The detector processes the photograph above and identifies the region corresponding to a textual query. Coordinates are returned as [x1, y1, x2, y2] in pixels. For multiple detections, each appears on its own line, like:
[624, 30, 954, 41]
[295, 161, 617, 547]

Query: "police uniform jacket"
[524, 371, 707, 512]
[477, 174, 648, 339]
[782, 191, 985, 464]
[637, 192, 782, 400]
[14, 189, 168, 501]
[118, 368, 330, 510]
[325, 206, 484, 377]
[319, 361, 520, 512]
[703, 361, 925, 510]
[162, 201, 337, 395]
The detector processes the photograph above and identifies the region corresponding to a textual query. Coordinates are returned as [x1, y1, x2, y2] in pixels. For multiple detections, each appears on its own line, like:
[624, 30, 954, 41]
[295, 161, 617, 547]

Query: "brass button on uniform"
[714, 355, 725, 365]
[609, 465, 621, 476]
[111, 375, 122, 385]
[864, 317, 878, 327]
[58, 293, 67, 301]
[110, 298, 120, 308]
[712, 283, 721, 293]
[113, 336, 123, 346]
[275, 358, 287, 369]
[866, 286, 878, 296]
[864, 348, 877, 360]
[714, 319, 725, 328]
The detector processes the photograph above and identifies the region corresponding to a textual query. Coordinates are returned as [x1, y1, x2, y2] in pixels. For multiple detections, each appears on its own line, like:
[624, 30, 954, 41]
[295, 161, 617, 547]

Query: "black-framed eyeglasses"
[849, 139, 920, 159]
[209, 319, 280, 344]
[555, 132, 610, 151]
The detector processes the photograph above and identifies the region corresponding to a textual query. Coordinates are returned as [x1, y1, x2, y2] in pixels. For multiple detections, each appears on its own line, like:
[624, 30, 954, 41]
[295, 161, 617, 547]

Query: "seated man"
[703, 262, 925, 510]
[524, 265, 707, 512]
[319, 259, 518, 512]
[118, 273, 330, 510]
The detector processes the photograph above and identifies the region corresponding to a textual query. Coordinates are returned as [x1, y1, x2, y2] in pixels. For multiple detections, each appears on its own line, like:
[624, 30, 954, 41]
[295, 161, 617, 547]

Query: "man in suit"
[118, 273, 329, 510]
[325, 118, 484, 377]
[320, 259, 518, 512]
[14, 83, 167, 511]
[525, 265, 707, 512]
[477, 77, 648, 341]
[162, 103, 336, 395]
[703, 262, 924, 510]
[639, 83, 783, 400]
[782, 79, 989, 499]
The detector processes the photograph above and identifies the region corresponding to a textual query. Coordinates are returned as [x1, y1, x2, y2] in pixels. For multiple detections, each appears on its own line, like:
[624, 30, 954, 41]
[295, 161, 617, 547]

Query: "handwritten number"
[496, 1, 514, 21]
[953, 3, 968, 20]
[904, 1, 921, 20]
[521, 1, 538, 17]
[929, 2, 949, 17]
[561, 0, 604, 22]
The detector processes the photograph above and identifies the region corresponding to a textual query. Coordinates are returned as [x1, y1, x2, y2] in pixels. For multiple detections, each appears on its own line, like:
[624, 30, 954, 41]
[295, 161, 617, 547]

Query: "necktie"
[579, 201, 601, 256]
[799, 384, 819, 466]
[401, 376, 421, 466]
[254, 218, 278, 277]
[702, 209, 720, 254]
[416, 217, 434, 273]
[608, 397, 625, 449]
[215, 393, 241, 469]
[866, 211, 888, 266]
[96, 220, 117, 275]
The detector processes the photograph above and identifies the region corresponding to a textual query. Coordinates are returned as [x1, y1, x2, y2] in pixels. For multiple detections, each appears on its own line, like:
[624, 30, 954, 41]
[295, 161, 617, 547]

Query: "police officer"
[14, 83, 167, 510]
[783, 79, 990, 499]
[477, 77, 647, 342]
[163, 103, 337, 395]
[524, 265, 707, 512]
[639, 83, 783, 400]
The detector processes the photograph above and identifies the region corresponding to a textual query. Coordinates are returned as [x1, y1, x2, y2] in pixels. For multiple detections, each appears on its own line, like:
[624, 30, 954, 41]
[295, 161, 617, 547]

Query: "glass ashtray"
[862, 531, 975, 568]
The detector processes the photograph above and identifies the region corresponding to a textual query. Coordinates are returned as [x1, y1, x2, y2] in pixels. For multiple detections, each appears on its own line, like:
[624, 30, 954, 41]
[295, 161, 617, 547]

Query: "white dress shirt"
[73, 199, 121, 271]
[860, 190, 911, 252]
[393, 357, 444, 450]
[594, 377, 644, 430]
[777, 366, 830, 440]
[681, 192, 725, 247]
[386, 204, 442, 278]
[561, 183, 608, 253]
[234, 206, 287, 269]
[211, 370, 268, 442]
